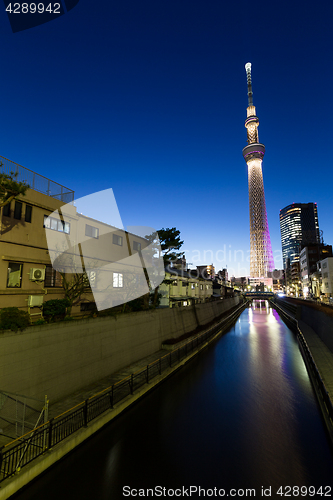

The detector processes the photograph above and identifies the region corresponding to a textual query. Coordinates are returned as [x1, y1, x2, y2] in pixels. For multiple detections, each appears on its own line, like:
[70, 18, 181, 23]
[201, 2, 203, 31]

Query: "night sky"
[1, 1, 332, 276]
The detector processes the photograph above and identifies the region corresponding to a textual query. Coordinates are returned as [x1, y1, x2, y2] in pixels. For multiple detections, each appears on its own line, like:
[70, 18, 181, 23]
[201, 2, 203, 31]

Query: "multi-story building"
[216, 268, 229, 284]
[0, 157, 151, 317]
[196, 265, 215, 280]
[280, 202, 320, 269]
[300, 244, 332, 297]
[159, 268, 213, 308]
[267, 269, 285, 293]
[319, 257, 333, 300]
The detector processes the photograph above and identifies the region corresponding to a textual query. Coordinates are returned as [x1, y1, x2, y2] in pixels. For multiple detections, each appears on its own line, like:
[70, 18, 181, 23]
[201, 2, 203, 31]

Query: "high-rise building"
[242, 63, 274, 277]
[279, 202, 320, 269]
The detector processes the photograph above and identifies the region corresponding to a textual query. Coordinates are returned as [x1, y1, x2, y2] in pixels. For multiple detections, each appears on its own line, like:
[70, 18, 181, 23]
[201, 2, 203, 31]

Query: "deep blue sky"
[1, 0, 333, 276]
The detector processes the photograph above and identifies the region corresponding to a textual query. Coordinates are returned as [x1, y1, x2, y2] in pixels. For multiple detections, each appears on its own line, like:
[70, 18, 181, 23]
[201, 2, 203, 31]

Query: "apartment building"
[0, 158, 151, 317]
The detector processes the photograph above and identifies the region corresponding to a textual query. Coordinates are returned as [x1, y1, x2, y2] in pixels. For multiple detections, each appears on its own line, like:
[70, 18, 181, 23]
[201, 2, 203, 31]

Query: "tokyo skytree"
[242, 63, 274, 277]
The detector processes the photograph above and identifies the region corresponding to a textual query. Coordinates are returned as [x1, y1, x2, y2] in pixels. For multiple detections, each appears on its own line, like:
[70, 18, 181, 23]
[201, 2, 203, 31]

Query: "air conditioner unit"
[30, 268, 45, 281]
[28, 295, 44, 307]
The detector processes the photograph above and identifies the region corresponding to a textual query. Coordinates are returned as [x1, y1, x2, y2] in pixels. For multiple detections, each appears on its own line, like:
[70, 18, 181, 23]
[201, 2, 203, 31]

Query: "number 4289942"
[6, 3, 61, 14]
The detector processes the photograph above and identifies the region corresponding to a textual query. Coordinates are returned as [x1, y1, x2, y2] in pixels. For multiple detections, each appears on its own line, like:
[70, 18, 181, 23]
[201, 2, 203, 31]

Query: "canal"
[13, 301, 333, 499]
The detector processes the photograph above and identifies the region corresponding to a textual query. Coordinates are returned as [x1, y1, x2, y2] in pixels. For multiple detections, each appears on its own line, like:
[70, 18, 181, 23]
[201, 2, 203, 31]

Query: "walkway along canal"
[10, 301, 333, 499]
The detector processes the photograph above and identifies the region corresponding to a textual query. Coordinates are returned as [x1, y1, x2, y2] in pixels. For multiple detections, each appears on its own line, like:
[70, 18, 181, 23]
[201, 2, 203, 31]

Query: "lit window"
[85, 224, 99, 239]
[7, 262, 22, 288]
[113, 272, 123, 287]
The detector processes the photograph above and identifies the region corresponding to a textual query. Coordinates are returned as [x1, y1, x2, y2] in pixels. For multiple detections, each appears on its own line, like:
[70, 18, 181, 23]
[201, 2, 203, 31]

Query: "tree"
[0, 165, 29, 208]
[59, 272, 90, 316]
[145, 227, 184, 307]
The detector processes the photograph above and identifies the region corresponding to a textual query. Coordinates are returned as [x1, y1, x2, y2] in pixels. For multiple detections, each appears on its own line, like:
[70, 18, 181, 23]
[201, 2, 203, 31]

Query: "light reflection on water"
[13, 301, 333, 500]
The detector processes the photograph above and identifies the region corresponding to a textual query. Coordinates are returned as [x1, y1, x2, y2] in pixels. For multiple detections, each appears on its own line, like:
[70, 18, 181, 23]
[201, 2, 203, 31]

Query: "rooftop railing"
[0, 156, 74, 204]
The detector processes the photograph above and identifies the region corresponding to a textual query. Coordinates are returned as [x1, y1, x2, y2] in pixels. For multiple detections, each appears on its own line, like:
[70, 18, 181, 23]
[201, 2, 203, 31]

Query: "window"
[133, 241, 141, 251]
[182, 282, 187, 287]
[14, 201, 22, 220]
[80, 302, 97, 312]
[173, 281, 178, 286]
[44, 215, 70, 234]
[25, 204, 32, 223]
[44, 265, 63, 287]
[85, 224, 99, 239]
[113, 234, 123, 246]
[113, 272, 123, 287]
[3, 202, 11, 217]
[7, 262, 22, 288]
[191, 283, 195, 289]
[84, 270, 97, 289]
[200, 284, 203, 290]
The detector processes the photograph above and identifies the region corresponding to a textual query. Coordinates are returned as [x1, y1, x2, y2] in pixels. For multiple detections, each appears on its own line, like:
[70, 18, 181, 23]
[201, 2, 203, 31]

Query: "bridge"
[243, 291, 274, 299]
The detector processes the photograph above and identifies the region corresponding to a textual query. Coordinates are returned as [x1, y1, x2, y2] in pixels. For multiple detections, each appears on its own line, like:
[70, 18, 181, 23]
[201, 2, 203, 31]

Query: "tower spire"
[242, 63, 274, 278]
[245, 62, 253, 107]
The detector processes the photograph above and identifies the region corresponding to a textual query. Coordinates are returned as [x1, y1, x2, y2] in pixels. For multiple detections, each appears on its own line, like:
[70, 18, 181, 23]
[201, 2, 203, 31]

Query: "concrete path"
[273, 300, 333, 407]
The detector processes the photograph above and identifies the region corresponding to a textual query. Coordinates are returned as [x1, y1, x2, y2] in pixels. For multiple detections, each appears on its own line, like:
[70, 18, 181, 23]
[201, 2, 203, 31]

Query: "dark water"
[13, 302, 333, 499]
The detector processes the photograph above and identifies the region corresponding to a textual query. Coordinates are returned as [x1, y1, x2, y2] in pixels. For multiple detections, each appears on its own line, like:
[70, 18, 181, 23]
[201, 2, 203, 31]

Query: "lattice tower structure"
[242, 63, 274, 278]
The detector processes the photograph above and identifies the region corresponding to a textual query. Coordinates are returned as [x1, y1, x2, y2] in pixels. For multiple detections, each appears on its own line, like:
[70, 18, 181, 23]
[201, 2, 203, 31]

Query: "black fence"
[0, 301, 246, 483]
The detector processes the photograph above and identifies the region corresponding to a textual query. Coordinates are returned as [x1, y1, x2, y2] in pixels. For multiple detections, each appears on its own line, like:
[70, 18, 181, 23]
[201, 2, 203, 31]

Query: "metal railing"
[0, 155, 74, 204]
[0, 301, 246, 483]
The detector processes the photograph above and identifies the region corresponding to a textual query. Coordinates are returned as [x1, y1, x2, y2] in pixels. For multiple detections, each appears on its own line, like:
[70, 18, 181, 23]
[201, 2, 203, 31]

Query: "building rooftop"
[0, 155, 74, 204]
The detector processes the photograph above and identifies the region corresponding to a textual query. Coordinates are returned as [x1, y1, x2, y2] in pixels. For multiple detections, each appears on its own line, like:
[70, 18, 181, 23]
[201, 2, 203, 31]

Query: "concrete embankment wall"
[300, 306, 333, 353]
[274, 297, 333, 354]
[0, 297, 240, 403]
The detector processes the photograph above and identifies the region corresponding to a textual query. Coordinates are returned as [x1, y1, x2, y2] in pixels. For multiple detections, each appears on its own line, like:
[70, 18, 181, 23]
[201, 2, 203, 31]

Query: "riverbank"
[0, 300, 247, 499]
[270, 298, 333, 447]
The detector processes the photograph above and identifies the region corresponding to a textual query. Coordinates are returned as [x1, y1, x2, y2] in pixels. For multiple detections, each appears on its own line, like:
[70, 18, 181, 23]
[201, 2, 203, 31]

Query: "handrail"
[0, 300, 246, 482]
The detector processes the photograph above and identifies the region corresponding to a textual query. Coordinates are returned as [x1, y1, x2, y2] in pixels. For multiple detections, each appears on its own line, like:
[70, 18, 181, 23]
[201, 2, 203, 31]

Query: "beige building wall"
[0, 188, 149, 316]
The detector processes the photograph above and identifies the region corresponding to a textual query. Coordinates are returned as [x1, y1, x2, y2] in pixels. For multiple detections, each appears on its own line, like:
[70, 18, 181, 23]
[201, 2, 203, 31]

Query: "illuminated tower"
[242, 62, 274, 277]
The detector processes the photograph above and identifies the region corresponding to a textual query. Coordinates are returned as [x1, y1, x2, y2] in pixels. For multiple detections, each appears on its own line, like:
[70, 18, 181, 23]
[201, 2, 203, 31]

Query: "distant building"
[267, 269, 284, 292]
[319, 257, 333, 299]
[280, 203, 320, 269]
[159, 268, 213, 308]
[248, 277, 273, 291]
[290, 261, 301, 296]
[216, 268, 228, 284]
[196, 265, 215, 280]
[300, 244, 332, 297]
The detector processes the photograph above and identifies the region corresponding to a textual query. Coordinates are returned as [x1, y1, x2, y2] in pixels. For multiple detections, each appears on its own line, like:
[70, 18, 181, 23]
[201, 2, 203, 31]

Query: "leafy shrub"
[0, 307, 30, 332]
[34, 319, 46, 325]
[43, 299, 70, 322]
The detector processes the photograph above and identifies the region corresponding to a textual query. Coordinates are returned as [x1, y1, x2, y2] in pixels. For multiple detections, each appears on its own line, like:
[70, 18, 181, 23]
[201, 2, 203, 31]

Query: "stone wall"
[0, 297, 240, 403]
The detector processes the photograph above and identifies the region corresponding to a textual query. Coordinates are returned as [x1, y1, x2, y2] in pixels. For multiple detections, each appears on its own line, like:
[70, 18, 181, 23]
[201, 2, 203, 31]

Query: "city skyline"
[1, 1, 333, 276]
